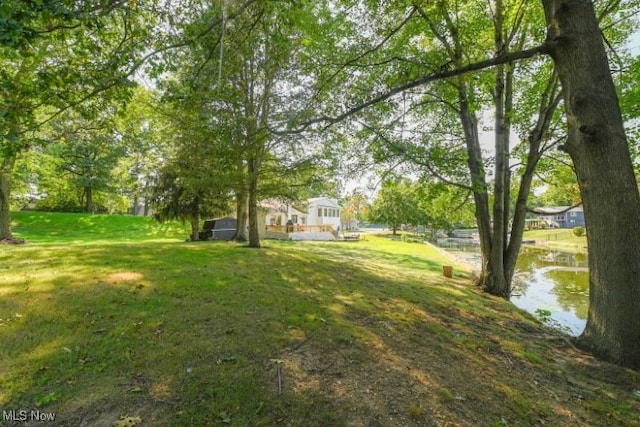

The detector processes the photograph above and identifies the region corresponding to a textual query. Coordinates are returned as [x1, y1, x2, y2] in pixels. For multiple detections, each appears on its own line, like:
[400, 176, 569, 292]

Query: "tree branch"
[322, 6, 418, 86]
[356, 120, 473, 191]
[529, 202, 582, 215]
[27, 0, 258, 134]
[283, 44, 547, 134]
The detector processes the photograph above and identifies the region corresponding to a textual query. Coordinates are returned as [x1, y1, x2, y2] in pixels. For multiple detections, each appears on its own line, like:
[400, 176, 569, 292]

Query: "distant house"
[261, 199, 291, 227]
[259, 197, 342, 240]
[533, 205, 585, 229]
[306, 197, 341, 229]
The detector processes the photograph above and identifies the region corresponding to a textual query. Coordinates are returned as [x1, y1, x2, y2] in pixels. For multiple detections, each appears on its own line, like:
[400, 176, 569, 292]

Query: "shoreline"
[426, 241, 481, 277]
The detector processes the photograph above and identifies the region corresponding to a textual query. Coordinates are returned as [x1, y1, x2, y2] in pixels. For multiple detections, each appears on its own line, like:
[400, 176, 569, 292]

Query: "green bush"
[573, 226, 585, 237]
[401, 234, 422, 244]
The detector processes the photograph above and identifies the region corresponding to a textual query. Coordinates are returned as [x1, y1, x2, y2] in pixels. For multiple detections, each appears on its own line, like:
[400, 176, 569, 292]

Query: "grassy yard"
[523, 229, 588, 252]
[1, 212, 638, 426]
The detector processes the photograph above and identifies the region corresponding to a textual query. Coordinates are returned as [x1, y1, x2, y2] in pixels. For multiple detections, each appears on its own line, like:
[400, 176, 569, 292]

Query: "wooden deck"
[266, 224, 335, 234]
[264, 224, 338, 241]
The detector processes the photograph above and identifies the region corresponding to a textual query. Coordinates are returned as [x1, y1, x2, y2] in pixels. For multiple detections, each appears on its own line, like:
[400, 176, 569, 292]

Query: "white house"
[261, 199, 290, 227]
[259, 197, 342, 240]
[306, 197, 342, 229]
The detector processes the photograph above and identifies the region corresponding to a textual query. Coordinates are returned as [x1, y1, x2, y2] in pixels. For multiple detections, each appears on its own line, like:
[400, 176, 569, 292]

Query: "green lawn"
[524, 228, 588, 251]
[10, 211, 190, 244]
[1, 212, 638, 426]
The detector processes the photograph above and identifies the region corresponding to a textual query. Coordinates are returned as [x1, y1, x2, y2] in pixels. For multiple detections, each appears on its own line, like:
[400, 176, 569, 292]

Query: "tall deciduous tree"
[303, 1, 563, 298]
[165, 1, 322, 248]
[147, 89, 235, 240]
[0, 1, 150, 239]
[114, 88, 171, 216]
[368, 178, 418, 235]
[296, 0, 640, 368]
[414, 180, 475, 240]
[541, 0, 640, 368]
[46, 109, 126, 213]
[341, 190, 369, 231]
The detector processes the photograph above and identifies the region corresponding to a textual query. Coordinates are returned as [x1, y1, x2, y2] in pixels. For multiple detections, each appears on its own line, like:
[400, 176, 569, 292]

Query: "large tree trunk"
[453, 3, 559, 299]
[190, 214, 200, 241]
[234, 190, 249, 242]
[247, 156, 261, 248]
[85, 186, 93, 213]
[506, 72, 561, 282]
[233, 157, 249, 242]
[0, 155, 16, 240]
[485, 2, 510, 297]
[542, 0, 640, 369]
[458, 95, 491, 266]
[132, 194, 139, 215]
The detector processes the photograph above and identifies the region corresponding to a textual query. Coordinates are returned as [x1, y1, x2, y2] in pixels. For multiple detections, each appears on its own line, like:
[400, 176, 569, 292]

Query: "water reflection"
[436, 239, 589, 336]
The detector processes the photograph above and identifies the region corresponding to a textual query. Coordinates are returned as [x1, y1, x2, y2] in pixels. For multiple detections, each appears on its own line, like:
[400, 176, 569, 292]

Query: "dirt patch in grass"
[0, 237, 26, 245]
[1, 227, 639, 426]
[105, 272, 145, 285]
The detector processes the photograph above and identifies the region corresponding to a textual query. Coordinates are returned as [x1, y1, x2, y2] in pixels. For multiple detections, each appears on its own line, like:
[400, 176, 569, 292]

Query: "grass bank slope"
[10, 211, 190, 244]
[1, 213, 638, 426]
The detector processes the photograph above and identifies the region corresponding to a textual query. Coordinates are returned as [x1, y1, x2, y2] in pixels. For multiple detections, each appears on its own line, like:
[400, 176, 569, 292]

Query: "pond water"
[436, 238, 589, 336]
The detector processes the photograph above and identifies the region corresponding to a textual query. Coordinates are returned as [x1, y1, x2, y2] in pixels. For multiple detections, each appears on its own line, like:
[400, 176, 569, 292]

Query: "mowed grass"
[10, 211, 189, 244]
[524, 228, 588, 251]
[1, 212, 639, 426]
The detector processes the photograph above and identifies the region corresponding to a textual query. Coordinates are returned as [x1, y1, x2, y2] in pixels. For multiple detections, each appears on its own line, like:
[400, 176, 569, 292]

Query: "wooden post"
[443, 265, 453, 278]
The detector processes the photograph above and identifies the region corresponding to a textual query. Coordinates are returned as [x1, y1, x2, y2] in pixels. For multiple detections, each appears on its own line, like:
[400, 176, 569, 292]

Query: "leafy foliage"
[573, 226, 585, 237]
[367, 178, 417, 234]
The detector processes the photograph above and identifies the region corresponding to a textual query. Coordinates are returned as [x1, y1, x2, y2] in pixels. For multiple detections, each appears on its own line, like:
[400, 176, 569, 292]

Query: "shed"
[202, 217, 237, 240]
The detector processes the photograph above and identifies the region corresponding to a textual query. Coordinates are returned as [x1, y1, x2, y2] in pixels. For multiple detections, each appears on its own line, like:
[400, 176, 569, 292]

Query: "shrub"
[573, 226, 585, 237]
[401, 234, 422, 244]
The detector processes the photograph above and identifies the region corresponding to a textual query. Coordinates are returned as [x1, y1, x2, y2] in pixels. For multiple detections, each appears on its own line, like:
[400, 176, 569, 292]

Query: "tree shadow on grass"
[1, 241, 638, 426]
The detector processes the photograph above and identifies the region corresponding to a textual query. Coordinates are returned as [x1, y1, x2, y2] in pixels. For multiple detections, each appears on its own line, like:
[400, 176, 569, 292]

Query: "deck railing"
[265, 224, 334, 234]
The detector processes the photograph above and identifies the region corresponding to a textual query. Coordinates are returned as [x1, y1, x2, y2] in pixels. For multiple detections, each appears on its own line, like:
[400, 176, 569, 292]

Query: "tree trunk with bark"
[132, 194, 139, 215]
[542, 0, 640, 369]
[234, 189, 249, 242]
[247, 156, 261, 248]
[506, 72, 562, 283]
[485, 2, 510, 297]
[233, 157, 249, 242]
[451, 3, 558, 300]
[0, 155, 16, 240]
[85, 186, 93, 213]
[438, 8, 494, 285]
[457, 87, 492, 272]
[190, 214, 200, 241]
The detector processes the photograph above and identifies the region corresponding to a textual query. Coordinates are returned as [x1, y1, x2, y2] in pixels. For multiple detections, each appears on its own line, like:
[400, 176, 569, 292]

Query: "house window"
[292, 215, 298, 224]
[301, 217, 306, 224]
[318, 208, 322, 217]
[324, 208, 328, 217]
[270, 217, 276, 225]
